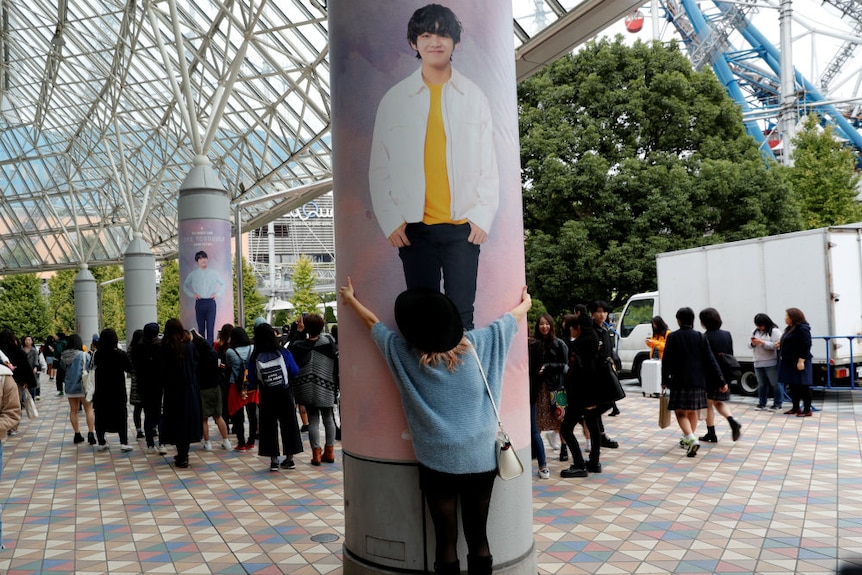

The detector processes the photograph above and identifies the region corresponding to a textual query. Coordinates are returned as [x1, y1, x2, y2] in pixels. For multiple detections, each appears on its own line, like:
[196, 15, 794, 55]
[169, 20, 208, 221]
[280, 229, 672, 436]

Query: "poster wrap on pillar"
[179, 219, 233, 346]
[331, 1, 526, 461]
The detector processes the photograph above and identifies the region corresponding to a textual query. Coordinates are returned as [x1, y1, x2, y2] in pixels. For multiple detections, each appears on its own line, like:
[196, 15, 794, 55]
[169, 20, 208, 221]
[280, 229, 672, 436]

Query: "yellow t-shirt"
[423, 83, 465, 225]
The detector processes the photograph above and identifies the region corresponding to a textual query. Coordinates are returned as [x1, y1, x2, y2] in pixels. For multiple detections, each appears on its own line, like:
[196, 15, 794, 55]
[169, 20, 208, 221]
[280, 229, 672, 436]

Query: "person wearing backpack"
[248, 322, 302, 471]
[288, 313, 339, 465]
[225, 327, 258, 452]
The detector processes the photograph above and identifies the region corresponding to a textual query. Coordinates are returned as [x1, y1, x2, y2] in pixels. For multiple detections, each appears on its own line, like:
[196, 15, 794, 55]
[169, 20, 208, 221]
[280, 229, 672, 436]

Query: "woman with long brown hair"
[779, 307, 814, 416]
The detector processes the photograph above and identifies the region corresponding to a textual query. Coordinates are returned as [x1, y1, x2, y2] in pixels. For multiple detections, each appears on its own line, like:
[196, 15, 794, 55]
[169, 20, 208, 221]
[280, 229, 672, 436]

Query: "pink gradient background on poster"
[330, 1, 528, 461]
[178, 219, 234, 336]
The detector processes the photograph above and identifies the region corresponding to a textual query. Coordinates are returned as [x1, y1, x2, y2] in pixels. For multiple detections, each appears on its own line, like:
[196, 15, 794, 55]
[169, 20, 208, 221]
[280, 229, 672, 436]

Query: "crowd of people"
[528, 302, 814, 472]
[1, 315, 340, 472]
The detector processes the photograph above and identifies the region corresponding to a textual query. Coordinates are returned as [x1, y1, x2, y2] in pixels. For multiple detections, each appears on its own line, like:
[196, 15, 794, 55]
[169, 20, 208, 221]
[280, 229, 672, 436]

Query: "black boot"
[559, 443, 568, 461]
[434, 560, 461, 575]
[728, 417, 742, 441]
[467, 554, 493, 575]
[87, 432, 97, 445]
[699, 425, 718, 443]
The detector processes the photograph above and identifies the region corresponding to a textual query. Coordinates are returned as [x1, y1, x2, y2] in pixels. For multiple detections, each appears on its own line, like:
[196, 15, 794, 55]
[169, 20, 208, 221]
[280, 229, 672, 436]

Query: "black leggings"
[789, 383, 812, 411]
[419, 464, 496, 566]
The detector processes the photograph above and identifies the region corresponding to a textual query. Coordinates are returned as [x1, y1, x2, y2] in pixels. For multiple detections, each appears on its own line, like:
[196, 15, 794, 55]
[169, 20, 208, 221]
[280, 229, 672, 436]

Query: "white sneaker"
[546, 431, 561, 451]
[158, 445, 168, 455]
[202, 440, 213, 451]
[120, 444, 133, 452]
[220, 439, 232, 450]
[537, 467, 550, 479]
[96, 444, 109, 451]
[147, 446, 156, 454]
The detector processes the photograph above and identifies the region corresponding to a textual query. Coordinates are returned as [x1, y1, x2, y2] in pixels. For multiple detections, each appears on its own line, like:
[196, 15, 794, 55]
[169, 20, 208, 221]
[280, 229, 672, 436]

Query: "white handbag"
[471, 347, 524, 481]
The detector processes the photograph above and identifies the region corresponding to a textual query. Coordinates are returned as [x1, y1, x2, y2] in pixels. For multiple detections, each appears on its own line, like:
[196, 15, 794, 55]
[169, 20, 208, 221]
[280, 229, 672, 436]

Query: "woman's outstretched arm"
[509, 286, 532, 323]
[339, 277, 380, 331]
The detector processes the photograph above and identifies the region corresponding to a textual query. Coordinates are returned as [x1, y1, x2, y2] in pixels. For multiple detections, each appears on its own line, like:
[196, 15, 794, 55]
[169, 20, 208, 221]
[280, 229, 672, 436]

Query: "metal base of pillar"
[343, 544, 537, 575]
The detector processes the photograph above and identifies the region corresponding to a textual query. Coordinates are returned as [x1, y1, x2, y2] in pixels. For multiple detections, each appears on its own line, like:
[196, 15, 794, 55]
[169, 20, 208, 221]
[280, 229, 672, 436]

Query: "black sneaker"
[560, 466, 588, 478]
[600, 435, 619, 449]
[280, 457, 296, 470]
[586, 461, 602, 473]
[300, 424, 309, 433]
[136, 430, 145, 439]
[269, 459, 279, 472]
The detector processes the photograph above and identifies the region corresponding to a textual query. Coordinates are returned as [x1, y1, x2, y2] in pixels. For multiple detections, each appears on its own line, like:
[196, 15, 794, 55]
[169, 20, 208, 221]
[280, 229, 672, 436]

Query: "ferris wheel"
[625, 0, 862, 162]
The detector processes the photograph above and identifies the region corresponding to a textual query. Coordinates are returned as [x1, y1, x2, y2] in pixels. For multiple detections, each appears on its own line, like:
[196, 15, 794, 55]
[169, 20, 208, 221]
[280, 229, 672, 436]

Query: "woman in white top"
[750, 313, 783, 410]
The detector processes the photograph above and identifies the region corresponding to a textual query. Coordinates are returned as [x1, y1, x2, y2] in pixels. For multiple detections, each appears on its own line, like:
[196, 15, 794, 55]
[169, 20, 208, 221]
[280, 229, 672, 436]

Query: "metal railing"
[811, 335, 861, 389]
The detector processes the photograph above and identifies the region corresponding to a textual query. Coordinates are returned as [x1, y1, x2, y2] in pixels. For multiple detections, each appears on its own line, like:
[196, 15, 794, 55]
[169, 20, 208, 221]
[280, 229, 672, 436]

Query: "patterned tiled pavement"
[2, 376, 862, 574]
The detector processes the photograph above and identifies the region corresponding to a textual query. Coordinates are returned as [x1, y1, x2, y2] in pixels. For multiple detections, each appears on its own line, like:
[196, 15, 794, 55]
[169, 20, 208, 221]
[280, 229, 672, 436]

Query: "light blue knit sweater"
[371, 313, 518, 474]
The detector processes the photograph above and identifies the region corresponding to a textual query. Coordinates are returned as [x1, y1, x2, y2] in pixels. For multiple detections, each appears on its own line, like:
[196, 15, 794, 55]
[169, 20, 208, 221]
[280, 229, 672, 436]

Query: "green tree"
[787, 114, 862, 229]
[0, 273, 52, 339]
[289, 255, 319, 318]
[92, 265, 125, 339]
[48, 269, 77, 334]
[157, 259, 180, 329]
[235, 256, 266, 331]
[519, 38, 800, 316]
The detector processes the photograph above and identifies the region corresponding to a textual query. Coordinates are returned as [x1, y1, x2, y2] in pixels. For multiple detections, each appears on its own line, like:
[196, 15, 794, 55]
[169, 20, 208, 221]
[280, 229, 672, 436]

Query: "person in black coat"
[92, 328, 133, 451]
[778, 307, 814, 416]
[159, 319, 202, 468]
[0, 329, 37, 436]
[661, 307, 724, 458]
[699, 308, 742, 443]
[131, 323, 163, 453]
[559, 314, 624, 477]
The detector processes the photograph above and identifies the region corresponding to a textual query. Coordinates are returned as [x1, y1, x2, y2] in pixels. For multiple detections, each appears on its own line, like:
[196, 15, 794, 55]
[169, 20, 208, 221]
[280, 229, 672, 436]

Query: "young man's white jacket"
[369, 67, 500, 239]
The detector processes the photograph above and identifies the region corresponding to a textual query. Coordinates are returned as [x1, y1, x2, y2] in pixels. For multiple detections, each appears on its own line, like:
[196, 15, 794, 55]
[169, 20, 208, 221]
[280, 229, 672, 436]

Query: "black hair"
[304, 314, 325, 338]
[564, 313, 593, 334]
[252, 323, 279, 353]
[532, 313, 557, 348]
[67, 333, 84, 351]
[651, 316, 669, 336]
[230, 327, 251, 348]
[407, 4, 462, 59]
[676, 307, 695, 327]
[699, 307, 723, 330]
[573, 304, 588, 317]
[754, 313, 778, 332]
[588, 300, 611, 314]
[99, 328, 119, 351]
[194, 250, 208, 261]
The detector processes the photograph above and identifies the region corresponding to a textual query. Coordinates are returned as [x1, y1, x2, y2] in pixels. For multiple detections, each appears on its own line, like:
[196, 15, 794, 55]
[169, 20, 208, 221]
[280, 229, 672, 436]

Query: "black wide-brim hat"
[394, 288, 464, 353]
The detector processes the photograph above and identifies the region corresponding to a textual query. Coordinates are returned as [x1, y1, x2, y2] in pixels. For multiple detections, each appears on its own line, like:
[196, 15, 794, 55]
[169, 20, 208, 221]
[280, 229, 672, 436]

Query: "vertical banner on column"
[179, 220, 233, 346]
[331, 0, 527, 458]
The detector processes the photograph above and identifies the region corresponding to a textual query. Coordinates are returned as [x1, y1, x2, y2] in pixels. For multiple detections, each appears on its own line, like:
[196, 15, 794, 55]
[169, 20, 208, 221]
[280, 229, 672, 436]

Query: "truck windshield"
[620, 298, 654, 337]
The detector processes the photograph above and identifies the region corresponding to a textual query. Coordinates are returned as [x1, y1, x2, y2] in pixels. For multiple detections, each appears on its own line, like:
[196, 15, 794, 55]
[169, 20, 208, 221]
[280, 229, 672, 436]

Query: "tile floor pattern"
[2, 379, 862, 574]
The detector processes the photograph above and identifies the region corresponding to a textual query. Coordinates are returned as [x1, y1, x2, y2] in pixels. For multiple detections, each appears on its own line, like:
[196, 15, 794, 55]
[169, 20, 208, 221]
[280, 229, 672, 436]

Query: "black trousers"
[399, 222, 480, 330]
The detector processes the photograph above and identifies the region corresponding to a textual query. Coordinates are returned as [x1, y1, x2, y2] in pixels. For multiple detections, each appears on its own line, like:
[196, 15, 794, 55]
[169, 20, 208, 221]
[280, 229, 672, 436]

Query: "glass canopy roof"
[0, 0, 620, 274]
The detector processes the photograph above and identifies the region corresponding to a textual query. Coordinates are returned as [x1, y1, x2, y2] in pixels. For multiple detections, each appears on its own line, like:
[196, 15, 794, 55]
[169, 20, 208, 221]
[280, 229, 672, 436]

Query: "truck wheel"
[737, 371, 758, 396]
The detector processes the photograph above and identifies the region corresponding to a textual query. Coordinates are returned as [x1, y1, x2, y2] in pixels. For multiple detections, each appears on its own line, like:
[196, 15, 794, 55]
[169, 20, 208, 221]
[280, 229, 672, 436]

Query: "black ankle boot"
[699, 426, 718, 443]
[87, 432, 97, 445]
[467, 554, 493, 575]
[434, 560, 460, 575]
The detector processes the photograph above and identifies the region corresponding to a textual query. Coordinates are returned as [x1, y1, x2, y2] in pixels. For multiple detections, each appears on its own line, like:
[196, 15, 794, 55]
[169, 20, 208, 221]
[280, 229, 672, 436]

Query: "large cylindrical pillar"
[330, 2, 534, 574]
[124, 233, 158, 344]
[74, 264, 98, 344]
[177, 155, 234, 344]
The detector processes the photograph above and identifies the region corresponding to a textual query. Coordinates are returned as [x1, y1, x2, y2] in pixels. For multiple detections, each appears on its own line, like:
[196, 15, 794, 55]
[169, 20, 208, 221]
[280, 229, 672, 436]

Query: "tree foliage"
[519, 38, 800, 316]
[289, 255, 319, 319]
[787, 115, 862, 229]
[236, 256, 266, 331]
[0, 273, 51, 339]
[157, 260, 180, 329]
[46, 266, 125, 338]
[48, 269, 77, 335]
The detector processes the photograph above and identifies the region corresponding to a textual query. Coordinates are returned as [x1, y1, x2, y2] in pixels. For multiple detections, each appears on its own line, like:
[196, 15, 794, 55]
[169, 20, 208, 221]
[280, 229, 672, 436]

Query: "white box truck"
[616, 224, 862, 394]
